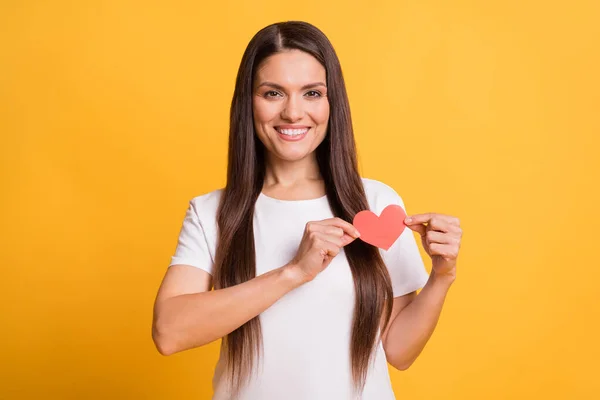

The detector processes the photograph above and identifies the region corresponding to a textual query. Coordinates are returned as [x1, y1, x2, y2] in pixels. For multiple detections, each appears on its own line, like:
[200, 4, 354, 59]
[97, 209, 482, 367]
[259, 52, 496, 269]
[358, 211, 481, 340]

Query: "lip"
[275, 125, 311, 129]
[274, 126, 310, 142]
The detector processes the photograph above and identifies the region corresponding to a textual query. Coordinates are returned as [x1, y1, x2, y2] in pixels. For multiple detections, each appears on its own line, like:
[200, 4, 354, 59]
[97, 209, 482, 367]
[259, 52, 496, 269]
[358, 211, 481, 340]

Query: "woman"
[152, 21, 462, 400]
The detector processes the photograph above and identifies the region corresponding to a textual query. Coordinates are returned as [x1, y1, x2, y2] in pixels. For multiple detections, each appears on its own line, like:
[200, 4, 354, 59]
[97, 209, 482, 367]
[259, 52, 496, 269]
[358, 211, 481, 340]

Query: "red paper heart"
[353, 204, 407, 250]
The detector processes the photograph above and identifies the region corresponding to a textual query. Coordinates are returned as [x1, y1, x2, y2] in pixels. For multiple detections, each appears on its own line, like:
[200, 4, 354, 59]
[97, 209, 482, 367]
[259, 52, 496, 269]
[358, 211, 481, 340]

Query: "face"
[252, 49, 330, 162]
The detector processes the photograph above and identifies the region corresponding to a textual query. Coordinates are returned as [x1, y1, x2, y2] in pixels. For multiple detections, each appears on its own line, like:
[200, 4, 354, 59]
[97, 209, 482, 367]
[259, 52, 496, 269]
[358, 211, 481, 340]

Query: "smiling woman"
[153, 20, 459, 400]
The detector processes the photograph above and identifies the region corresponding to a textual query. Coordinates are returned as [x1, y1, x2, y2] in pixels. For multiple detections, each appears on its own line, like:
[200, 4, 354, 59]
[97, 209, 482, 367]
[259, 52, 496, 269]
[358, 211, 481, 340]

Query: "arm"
[152, 263, 306, 356]
[382, 270, 454, 370]
[382, 211, 462, 370]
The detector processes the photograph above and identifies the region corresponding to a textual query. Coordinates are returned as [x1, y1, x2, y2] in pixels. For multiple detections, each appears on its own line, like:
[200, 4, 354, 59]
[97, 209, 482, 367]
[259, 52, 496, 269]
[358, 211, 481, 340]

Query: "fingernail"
[405, 217, 412, 223]
[355, 230, 361, 237]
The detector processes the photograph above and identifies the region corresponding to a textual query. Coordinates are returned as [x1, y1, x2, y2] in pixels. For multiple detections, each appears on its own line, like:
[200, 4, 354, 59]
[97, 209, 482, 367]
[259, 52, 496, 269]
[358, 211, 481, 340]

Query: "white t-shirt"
[169, 177, 430, 400]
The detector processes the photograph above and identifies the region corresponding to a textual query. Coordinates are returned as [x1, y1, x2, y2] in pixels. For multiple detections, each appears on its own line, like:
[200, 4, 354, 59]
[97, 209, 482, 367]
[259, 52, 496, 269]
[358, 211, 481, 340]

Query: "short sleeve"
[378, 190, 430, 297]
[168, 199, 215, 275]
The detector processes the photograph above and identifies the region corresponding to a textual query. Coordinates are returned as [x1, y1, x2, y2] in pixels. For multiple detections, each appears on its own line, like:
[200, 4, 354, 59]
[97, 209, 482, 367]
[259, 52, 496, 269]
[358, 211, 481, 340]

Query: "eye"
[264, 90, 282, 98]
[305, 90, 322, 98]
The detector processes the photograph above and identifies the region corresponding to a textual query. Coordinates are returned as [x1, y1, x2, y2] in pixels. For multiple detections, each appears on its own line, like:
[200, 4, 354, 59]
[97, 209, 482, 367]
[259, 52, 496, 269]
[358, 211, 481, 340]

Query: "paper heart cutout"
[353, 204, 407, 250]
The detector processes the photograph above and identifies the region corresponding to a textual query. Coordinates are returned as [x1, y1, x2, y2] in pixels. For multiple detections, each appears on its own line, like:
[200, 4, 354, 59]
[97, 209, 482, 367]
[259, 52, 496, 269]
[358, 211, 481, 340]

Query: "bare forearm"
[153, 264, 305, 355]
[385, 271, 454, 370]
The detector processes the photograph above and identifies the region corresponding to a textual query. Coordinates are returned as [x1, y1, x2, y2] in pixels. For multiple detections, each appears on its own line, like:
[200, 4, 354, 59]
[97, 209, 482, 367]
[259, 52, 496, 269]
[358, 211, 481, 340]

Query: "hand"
[404, 213, 462, 281]
[288, 217, 361, 283]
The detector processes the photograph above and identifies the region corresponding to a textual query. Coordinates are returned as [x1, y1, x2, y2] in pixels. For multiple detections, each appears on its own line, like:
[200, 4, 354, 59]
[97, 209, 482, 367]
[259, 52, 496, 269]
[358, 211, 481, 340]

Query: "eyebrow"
[256, 81, 327, 91]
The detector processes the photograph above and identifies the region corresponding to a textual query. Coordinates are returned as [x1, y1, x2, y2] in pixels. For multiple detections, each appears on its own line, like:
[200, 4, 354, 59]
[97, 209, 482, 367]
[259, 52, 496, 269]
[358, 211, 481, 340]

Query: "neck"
[263, 152, 322, 188]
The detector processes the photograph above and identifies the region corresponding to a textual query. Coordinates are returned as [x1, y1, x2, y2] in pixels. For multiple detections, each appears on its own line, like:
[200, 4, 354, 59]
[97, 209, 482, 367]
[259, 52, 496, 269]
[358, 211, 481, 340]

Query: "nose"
[280, 95, 304, 122]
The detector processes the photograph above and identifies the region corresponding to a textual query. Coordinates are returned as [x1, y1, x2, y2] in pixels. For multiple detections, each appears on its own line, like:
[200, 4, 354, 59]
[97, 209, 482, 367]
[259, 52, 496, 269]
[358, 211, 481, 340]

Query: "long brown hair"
[213, 21, 394, 398]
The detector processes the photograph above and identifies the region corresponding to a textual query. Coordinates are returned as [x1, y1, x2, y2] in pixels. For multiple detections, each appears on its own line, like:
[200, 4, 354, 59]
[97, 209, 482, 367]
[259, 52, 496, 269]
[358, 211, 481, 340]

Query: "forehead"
[254, 49, 326, 86]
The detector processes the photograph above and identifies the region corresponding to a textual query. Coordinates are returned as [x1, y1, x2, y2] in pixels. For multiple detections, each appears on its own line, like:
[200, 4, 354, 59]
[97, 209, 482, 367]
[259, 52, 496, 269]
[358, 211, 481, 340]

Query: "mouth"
[274, 126, 310, 142]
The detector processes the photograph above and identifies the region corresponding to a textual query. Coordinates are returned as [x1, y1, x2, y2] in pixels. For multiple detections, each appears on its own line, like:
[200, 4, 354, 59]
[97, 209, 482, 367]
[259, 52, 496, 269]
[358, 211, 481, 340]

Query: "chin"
[275, 149, 312, 162]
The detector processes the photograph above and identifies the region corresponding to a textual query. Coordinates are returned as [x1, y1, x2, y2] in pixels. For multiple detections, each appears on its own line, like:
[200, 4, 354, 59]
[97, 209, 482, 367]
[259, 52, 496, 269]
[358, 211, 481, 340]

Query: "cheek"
[311, 101, 330, 126]
[253, 98, 280, 125]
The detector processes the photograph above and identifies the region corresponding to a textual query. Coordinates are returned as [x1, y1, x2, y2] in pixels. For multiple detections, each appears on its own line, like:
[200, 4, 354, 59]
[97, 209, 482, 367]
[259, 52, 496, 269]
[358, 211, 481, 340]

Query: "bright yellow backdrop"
[2, 1, 599, 399]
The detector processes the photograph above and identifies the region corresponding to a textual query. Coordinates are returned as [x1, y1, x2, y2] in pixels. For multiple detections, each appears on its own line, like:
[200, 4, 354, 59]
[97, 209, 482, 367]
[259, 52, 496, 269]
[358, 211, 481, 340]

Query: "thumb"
[405, 221, 426, 236]
[341, 233, 356, 246]
[321, 251, 332, 266]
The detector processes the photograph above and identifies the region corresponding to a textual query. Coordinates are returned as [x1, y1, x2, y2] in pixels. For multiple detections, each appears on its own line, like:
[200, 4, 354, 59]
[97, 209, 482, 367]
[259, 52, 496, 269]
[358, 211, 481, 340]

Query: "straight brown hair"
[213, 21, 394, 399]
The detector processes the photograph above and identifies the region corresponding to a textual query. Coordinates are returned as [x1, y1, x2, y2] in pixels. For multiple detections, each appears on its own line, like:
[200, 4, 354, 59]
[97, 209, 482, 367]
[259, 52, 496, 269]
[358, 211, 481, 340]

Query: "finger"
[406, 215, 452, 233]
[405, 223, 427, 237]
[425, 231, 458, 245]
[428, 217, 453, 233]
[340, 233, 357, 246]
[320, 217, 361, 238]
[306, 223, 344, 237]
[449, 216, 460, 226]
[406, 213, 459, 226]
[316, 237, 342, 257]
[323, 231, 358, 248]
[404, 213, 434, 225]
[429, 243, 459, 259]
[447, 224, 463, 236]
[323, 226, 345, 237]
[319, 232, 345, 248]
[310, 231, 347, 248]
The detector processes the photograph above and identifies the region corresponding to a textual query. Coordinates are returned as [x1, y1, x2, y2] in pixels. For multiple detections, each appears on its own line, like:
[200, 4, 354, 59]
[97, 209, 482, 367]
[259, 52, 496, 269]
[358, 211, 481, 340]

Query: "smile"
[274, 126, 310, 141]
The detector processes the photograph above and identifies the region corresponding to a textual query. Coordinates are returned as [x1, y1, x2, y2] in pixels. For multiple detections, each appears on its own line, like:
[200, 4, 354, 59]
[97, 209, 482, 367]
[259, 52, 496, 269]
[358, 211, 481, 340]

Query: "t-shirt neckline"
[258, 192, 328, 204]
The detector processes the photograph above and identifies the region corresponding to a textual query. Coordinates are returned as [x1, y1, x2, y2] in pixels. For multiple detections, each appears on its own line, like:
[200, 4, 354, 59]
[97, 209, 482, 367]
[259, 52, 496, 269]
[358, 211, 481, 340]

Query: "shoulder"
[188, 187, 224, 231]
[190, 187, 224, 210]
[360, 177, 406, 212]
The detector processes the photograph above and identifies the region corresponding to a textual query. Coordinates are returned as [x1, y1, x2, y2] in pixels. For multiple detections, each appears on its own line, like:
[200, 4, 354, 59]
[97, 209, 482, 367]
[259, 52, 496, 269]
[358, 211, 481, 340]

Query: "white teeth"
[277, 128, 309, 136]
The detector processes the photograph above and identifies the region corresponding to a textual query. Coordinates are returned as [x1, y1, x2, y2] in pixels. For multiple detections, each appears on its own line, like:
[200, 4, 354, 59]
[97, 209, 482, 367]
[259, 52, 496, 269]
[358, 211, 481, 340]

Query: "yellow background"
[2, 1, 599, 399]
